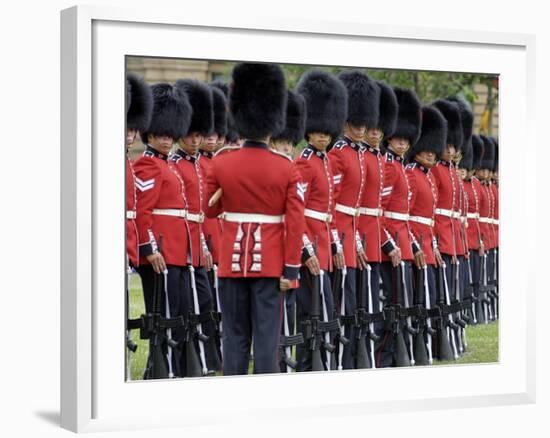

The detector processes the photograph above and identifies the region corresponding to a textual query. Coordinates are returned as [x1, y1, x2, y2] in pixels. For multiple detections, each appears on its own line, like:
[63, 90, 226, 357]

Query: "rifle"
[465, 256, 477, 324]
[279, 294, 304, 372]
[186, 265, 216, 376]
[206, 235, 223, 369]
[439, 261, 460, 360]
[479, 252, 494, 324]
[422, 264, 436, 365]
[412, 258, 430, 366]
[451, 260, 466, 354]
[332, 234, 349, 371]
[354, 252, 371, 369]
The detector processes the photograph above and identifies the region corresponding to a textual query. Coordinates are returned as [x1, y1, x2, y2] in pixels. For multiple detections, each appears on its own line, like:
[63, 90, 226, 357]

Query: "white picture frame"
[60, 4, 536, 433]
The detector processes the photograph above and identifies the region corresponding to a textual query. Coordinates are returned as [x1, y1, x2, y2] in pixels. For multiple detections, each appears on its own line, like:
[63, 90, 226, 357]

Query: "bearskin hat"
[337, 70, 379, 128]
[432, 99, 463, 148]
[296, 70, 348, 140]
[448, 95, 474, 152]
[210, 85, 228, 137]
[211, 81, 240, 143]
[410, 106, 447, 158]
[271, 90, 307, 145]
[377, 81, 399, 138]
[471, 134, 484, 170]
[141, 83, 192, 143]
[459, 137, 473, 170]
[391, 87, 421, 145]
[126, 73, 153, 133]
[229, 62, 287, 140]
[175, 79, 213, 136]
[491, 136, 499, 172]
[479, 135, 495, 170]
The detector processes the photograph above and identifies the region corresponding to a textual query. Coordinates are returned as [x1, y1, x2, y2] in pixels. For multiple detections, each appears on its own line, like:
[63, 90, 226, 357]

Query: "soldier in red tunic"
[405, 105, 447, 360]
[134, 83, 192, 377]
[294, 70, 347, 371]
[171, 79, 219, 373]
[376, 86, 420, 367]
[203, 63, 306, 375]
[490, 137, 499, 310]
[328, 70, 377, 369]
[461, 134, 485, 324]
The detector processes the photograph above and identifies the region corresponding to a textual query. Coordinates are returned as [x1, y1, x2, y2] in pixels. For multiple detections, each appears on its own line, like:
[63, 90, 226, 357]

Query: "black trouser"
[377, 261, 414, 368]
[219, 277, 283, 375]
[331, 267, 357, 369]
[295, 269, 335, 372]
[137, 264, 188, 377]
[468, 251, 482, 324]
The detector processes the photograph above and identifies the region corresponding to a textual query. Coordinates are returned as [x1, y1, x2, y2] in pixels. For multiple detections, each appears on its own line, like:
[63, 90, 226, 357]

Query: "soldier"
[269, 90, 306, 158]
[490, 137, 499, 307]
[328, 70, 376, 369]
[376, 86, 420, 367]
[405, 105, 448, 359]
[134, 83, 192, 377]
[203, 63, 305, 375]
[171, 79, 219, 373]
[294, 70, 347, 371]
[126, 73, 153, 271]
[461, 134, 485, 324]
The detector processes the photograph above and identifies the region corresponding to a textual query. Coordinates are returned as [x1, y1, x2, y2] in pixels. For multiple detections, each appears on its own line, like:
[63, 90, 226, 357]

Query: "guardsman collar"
[343, 135, 366, 152]
[306, 145, 327, 159]
[175, 148, 198, 163]
[412, 160, 430, 173]
[243, 140, 269, 149]
[199, 149, 214, 159]
[438, 159, 452, 167]
[386, 148, 405, 163]
[144, 145, 168, 161]
[362, 141, 381, 155]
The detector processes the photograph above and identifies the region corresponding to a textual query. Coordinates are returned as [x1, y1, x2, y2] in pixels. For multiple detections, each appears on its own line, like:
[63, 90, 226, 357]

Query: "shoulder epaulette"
[214, 145, 240, 157]
[143, 150, 155, 158]
[333, 140, 347, 150]
[269, 149, 293, 162]
[385, 152, 394, 163]
[300, 148, 314, 160]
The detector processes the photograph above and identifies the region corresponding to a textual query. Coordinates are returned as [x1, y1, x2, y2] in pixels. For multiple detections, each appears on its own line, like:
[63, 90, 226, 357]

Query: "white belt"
[152, 208, 188, 218]
[126, 210, 136, 220]
[435, 208, 457, 218]
[359, 207, 383, 217]
[409, 215, 434, 226]
[479, 217, 492, 224]
[452, 211, 461, 219]
[490, 218, 499, 225]
[223, 212, 284, 224]
[384, 211, 409, 221]
[466, 212, 480, 219]
[186, 212, 205, 223]
[335, 203, 360, 217]
[304, 208, 332, 223]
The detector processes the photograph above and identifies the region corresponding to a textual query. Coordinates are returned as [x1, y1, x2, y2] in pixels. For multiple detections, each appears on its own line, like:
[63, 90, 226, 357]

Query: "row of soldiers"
[125, 63, 499, 379]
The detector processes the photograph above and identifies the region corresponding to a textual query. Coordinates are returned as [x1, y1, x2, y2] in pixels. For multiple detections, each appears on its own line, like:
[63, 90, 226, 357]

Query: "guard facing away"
[172, 79, 219, 375]
[294, 70, 347, 371]
[133, 82, 193, 378]
[203, 63, 306, 375]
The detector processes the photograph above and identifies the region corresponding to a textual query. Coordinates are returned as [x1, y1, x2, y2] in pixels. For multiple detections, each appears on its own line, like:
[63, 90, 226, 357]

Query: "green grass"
[126, 273, 499, 379]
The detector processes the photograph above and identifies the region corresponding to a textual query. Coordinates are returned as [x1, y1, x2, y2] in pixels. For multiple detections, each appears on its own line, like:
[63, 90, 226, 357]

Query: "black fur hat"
[410, 106, 447, 159]
[126, 73, 153, 133]
[491, 136, 499, 172]
[479, 135, 495, 170]
[390, 87, 421, 145]
[432, 99, 463, 149]
[471, 134, 484, 170]
[448, 95, 474, 151]
[175, 79, 214, 136]
[377, 81, 399, 137]
[141, 83, 192, 143]
[272, 90, 306, 145]
[210, 85, 228, 137]
[459, 138, 473, 170]
[296, 70, 348, 140]
[337, 70, 379, 128]
[211, 81, 240, 143]
[229, 62, 287, 140]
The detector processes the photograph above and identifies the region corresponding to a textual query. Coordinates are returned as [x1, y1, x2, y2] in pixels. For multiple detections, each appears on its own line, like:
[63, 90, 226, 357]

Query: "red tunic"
[464, 177, 482, 251]
[380, 150, 416, 261]
[406, 162, 437, 266]
[478, 181, 493, 249]
[357, 144, 387, 263]
[431, 161, 460, 256]
[328, 138, 368, 268]
[455, 174, 467, 256]
[126, 157, 139, 267]
[203, 141, 305, 280]
[170, 148, 210, 267]
[295, 146, 339, 271]
[134, 146, 190, 266]
[199, 150, 222, 264]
